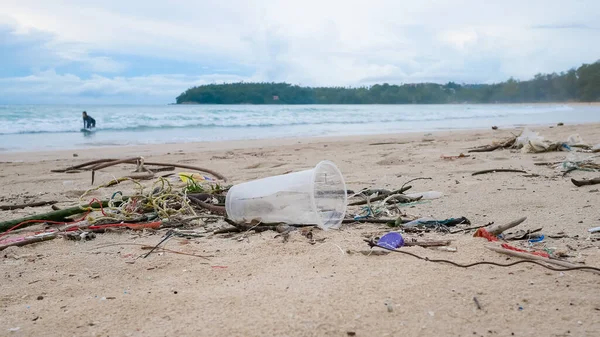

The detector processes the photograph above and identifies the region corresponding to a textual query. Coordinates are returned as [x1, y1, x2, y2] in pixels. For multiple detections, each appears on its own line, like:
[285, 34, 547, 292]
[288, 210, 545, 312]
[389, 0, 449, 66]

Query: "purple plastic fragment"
[377, 232, 404, 249]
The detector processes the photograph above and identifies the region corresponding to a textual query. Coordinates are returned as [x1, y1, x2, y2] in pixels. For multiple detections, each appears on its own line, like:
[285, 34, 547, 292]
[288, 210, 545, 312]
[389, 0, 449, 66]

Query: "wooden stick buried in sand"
[571, 177, 600, 187]
[472, 169, 527, 176]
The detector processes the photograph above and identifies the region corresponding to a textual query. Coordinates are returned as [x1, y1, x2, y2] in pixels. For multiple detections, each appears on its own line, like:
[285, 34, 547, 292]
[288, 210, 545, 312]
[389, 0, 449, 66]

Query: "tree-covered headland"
[176, 61, 600, 104]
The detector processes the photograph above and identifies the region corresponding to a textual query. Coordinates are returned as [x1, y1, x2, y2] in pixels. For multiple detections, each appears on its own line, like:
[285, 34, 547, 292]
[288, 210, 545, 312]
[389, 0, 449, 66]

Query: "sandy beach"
[1, 123, 600, 337]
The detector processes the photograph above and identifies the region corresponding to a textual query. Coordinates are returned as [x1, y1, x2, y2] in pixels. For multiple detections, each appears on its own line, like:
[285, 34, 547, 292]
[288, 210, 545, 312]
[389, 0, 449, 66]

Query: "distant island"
[176, 61, 600, 104]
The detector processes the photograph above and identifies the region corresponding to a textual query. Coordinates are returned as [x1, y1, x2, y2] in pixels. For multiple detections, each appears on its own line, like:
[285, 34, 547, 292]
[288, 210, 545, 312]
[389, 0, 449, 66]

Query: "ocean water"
[0, 104, 599, 152]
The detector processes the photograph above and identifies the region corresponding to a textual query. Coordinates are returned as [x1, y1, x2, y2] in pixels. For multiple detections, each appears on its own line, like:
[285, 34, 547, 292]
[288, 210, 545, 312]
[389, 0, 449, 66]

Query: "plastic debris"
[473, 228, 498, 241]
[527, 234, 545, 243]
[405, 191, 443, 200]
[178, 172, 214, 183]
[516, 128, 545, 148]
[377, 232, 404, 249]
[566, 134, 585, 146]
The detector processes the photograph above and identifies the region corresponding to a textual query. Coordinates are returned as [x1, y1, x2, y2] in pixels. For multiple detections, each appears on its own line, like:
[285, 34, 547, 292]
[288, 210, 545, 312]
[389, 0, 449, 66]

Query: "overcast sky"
[1, 0, 599, 104]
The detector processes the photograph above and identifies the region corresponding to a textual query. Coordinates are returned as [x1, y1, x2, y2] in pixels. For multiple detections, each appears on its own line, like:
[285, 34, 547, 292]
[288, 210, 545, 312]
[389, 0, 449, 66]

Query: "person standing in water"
[82, 111, 96, 129]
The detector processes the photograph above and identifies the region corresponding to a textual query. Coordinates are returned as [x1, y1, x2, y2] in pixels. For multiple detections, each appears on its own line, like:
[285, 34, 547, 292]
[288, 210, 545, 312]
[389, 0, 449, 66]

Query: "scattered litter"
[470, 128, 596, 154]
[8, 327, 20, 332]
[588, 227, 600, 233]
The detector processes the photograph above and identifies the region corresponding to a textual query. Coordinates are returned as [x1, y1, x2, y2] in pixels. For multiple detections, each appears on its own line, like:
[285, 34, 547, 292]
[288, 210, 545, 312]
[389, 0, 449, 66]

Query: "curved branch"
[88, 157, 227, 184]
[472, 169, 527, 176]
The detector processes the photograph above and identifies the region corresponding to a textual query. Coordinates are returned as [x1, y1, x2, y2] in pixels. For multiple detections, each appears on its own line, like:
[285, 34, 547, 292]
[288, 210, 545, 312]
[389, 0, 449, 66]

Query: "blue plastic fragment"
[528, 235, 545, 243]
[377, 232, 405, 249]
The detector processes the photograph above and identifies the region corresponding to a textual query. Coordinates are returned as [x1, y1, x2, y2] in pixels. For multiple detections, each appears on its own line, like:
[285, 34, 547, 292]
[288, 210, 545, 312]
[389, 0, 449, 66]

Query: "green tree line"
[176, 61, 600, 104]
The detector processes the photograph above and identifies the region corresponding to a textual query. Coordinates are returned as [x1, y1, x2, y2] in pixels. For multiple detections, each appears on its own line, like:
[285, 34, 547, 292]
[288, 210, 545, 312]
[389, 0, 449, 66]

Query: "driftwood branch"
[89, 157, 227, 184]
[472, 169, 527, 176]
[468, 137, 516, 153]
[404, 240, 451, 247]
[571, 177, 600, 187]
[0, 201, 58, 211]
[468, 145, 502, 153]
[400, 177, 432, 192]
[486, 217, 527, 236]
[188, 196, 227, 216]
[50, 159, 118, 173]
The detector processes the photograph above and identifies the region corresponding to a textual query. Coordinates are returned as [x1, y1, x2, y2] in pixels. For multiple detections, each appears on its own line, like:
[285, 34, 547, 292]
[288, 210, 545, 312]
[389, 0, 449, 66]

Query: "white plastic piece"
[515, 128, 544, 148]
[405, 191, 443, 200]
[566, 134, 584, 146]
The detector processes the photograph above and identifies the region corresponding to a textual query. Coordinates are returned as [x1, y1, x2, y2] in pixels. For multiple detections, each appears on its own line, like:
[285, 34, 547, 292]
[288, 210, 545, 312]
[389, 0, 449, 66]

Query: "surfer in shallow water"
[82, 111, 96, 129]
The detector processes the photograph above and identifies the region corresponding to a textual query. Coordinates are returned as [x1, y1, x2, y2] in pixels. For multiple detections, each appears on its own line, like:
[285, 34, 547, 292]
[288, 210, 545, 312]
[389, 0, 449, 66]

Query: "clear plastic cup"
[225, 160, 347, 230]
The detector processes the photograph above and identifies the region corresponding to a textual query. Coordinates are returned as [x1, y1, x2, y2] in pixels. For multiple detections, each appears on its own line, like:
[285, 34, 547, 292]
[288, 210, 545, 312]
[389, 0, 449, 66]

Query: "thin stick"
[400, 177, 432, 193]
[484, 244, 600, 274]
[0, 233, 57, 250]
[0, 201, 58, 211]
[534, 161, 561, 166]
[188, 196, 227, 215]
[486, 217, 527, 236]
[473, 297, 482, 310]
[468, 145, 501, 153]
[51, 159, 117, 172]
[403, 240, 451, 247]
[450, 224, 490, 234]
[366, 240, 600, 273]
[142, 231, 174, 258]
[90, 157, 141, 171]
[472, 169, 527, 176]
[348, 185, 414, 206]
[562, 167, 578, 177]
[90, 157, 227, 183]
[91, 243, 211, 260]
